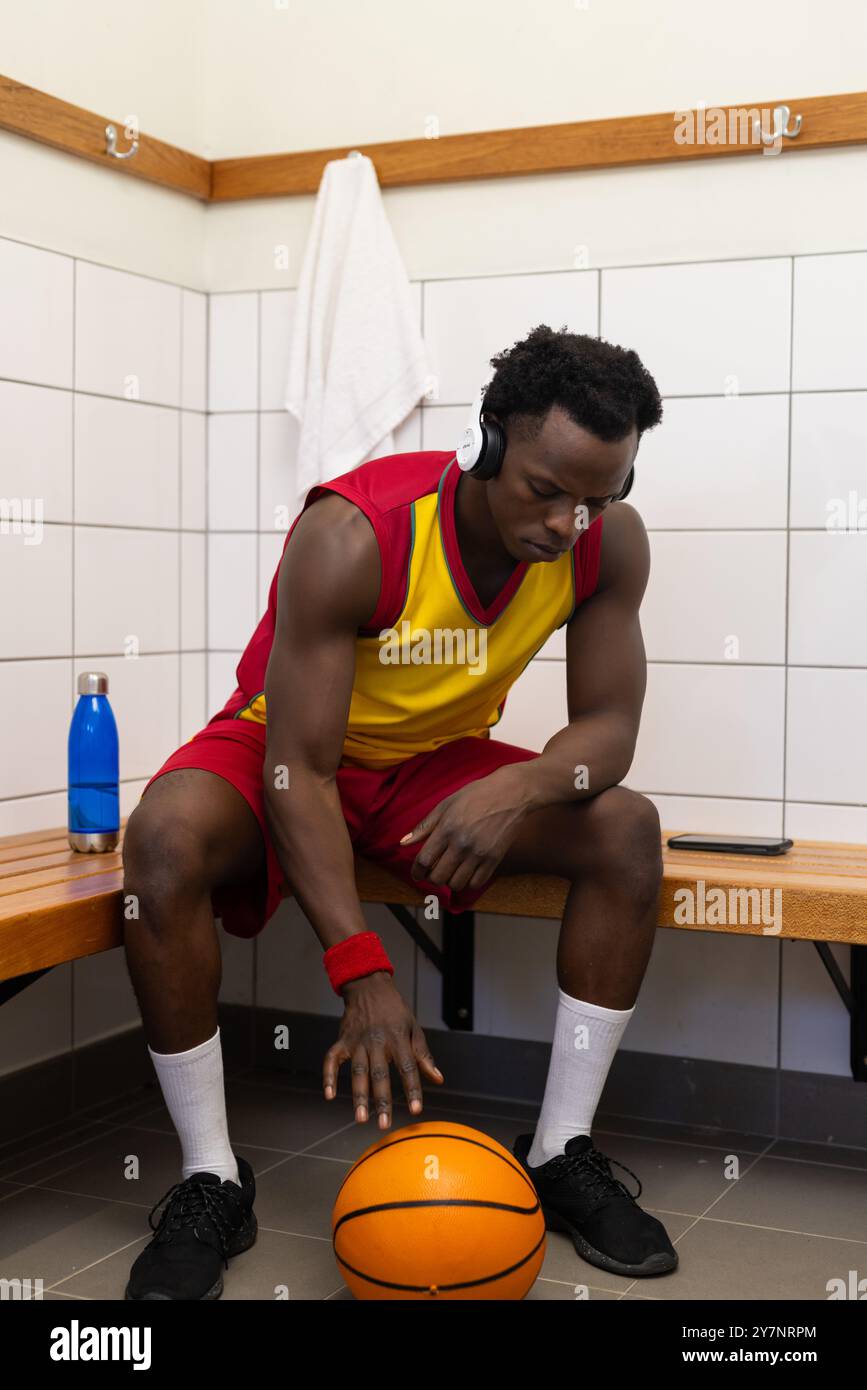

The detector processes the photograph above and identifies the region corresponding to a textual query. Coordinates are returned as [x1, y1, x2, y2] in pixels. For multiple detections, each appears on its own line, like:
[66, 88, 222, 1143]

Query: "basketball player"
[122, 325, 677, 1299]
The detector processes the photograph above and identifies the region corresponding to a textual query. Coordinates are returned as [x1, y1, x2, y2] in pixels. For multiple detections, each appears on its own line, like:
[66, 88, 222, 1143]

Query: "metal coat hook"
[105, 123, 139, 160]
[753, 104, 802, 146]
[346, 148, 363, 159]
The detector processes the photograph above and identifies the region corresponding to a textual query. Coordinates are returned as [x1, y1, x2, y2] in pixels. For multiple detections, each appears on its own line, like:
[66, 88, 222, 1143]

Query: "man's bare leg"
[495, 785, 662, 1162]
[122, 769, 268, 1300]
[122, 769, 265, 1182]
[123, 768, 264, 1052]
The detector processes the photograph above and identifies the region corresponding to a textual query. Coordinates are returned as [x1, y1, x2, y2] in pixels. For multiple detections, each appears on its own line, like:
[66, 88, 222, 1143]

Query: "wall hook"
[346, 148, 363, 159]
[753, 104, 802, 146]
[105, 123, 139, 160]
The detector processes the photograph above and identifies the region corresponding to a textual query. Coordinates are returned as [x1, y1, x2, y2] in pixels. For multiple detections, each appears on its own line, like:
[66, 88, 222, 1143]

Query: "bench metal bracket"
[385, 904, 475, 1031]
[813, 942, 867, 1082]
[0, 967, 53, 1008]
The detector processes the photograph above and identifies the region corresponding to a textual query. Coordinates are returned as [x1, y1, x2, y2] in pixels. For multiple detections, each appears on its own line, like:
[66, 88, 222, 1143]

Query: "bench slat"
[2, 825, 867, 981]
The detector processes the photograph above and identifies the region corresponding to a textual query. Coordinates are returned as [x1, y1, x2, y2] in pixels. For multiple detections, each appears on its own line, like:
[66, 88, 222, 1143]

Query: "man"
[122, 324, 674, 1300]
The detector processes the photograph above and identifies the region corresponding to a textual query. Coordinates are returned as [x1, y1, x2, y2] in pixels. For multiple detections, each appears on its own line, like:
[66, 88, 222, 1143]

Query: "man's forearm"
[513, 713, 636, 813]
[263, 763, 369, 950]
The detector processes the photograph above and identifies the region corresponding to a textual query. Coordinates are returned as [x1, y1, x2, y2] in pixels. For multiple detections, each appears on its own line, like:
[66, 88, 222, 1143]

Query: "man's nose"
[545, 502, 583, 543]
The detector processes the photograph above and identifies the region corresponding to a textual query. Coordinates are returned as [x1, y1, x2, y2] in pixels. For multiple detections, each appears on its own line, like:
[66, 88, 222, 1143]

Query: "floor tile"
[4, 1068, 864, 1300]
[589, 1131, 769, 1216]
[652, 1217, 866, 1300]
[594, 1110, 773, 1154]
[706, 1153, 867, 1241]
[2, 1124, 266, 1205]
[769, 1136, 867, 1170]
[121, 1077, 358, 1152]
[250, 1154, 349, 1240]
[57, 1224, 342, 1302]
[306, 1106, 531, 1162]
[0, 1185, 148, 1289]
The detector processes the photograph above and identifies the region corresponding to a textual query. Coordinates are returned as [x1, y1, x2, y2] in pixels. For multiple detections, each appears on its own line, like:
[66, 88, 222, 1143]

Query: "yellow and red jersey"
[212, 451, 603, 769]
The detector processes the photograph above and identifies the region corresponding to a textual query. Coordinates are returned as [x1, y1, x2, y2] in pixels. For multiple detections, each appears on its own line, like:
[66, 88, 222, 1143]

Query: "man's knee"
[123, 798, 211, 918]
[580, 786, 663, 900]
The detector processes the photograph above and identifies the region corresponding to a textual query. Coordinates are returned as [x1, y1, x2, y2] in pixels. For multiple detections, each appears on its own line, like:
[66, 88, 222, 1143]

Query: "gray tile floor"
[1, 1067, 865, 1301]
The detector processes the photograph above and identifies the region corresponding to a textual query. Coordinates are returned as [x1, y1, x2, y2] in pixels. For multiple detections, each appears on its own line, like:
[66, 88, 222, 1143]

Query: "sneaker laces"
[146, 1175, 243, 1269]
[544, 1144, 643, 1206]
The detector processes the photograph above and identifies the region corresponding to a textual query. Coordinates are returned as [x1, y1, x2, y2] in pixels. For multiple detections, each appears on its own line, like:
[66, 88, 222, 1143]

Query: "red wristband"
[323, 931, 394, 995]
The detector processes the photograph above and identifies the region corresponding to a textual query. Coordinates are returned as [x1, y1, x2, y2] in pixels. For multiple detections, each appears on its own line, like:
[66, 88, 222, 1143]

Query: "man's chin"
[522, 539, 565, 561]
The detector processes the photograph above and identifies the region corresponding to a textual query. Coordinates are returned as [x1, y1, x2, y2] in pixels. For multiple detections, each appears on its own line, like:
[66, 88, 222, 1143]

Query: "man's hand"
[323, 971, 444, 1128]
[400, 763, 533, 895]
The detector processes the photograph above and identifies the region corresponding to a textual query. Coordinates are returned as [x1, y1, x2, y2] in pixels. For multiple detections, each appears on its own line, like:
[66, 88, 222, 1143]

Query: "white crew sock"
[148, 1027, 239, 1186]
[527, 989, 634, 1167]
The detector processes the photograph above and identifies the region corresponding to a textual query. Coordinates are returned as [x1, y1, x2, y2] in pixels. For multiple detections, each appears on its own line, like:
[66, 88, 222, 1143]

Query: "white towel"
[285, 153, 434, 498]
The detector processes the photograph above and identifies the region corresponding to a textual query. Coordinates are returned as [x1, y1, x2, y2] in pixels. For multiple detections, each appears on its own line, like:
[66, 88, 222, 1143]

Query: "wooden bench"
[2, 825, 866, 1077]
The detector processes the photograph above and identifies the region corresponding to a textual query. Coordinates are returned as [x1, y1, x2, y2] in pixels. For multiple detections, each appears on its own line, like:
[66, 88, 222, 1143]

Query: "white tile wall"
[259, 290, 296, 411]
[642, 532, 787, 664]
[1, 235, 211, 1076]
[180, 652, 208, 741]
[792, 252, 867, 391]
[208, 533, 257, 650]
[601, 257, 792, 396]
[74, 261, 181, 405]
[181, 289, 208, 411]
[181, 411, 207, 528]
[0, 523, 72, 659]
[630, 665, 786, 799]
[789, 533, 867, 666]
[629, 395, 790, 530]
[1, 379, 73, 521]
[74, 527, 180, 655]
[786, 668, 867, 804]
[259, 411, 301, 530]
[790, 391, 867, 528]
[74, 397, 179, 529]
[208, 292, 258, 411]
[424, 271, 597, 402]
[0, 238, 73, 388]
[208, 413, 257, 529]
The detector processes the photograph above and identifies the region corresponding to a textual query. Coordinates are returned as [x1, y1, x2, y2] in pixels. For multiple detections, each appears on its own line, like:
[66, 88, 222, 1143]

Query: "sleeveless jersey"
[213, 450, 604, 769]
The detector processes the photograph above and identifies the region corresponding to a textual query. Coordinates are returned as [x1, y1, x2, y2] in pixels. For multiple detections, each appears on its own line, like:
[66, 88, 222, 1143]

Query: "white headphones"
[455, 388, 506, 481]
[455, 386, 636, 498]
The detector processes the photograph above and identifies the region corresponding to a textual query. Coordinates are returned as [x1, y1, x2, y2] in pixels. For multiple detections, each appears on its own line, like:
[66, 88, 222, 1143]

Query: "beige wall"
[5, 0, 867, 287]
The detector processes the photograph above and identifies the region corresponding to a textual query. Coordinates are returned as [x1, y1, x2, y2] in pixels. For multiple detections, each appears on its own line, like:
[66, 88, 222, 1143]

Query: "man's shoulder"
[314, 449, 455, 518]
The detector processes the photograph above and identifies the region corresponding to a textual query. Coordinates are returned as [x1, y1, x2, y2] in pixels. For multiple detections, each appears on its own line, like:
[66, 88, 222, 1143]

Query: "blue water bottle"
[68, 671, 119, 853]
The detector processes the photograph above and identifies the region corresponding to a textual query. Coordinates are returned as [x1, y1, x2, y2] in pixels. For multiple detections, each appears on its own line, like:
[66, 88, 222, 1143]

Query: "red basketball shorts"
[140, 718, 538, 940]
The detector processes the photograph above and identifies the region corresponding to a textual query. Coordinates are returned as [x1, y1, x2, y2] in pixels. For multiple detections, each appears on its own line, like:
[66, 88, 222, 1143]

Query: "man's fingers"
[400, 796, 453, 847]
[351, 1045, 370, 1122]
[322, 1041, 350, 1100]
[368, 1043, 393, 1131]
[466, 858, 498, 892]
[394, 1044, 424, 1116]
[448, 853, 485, 894]
[412, 1027, 444, 1084]
[411, 825, 459, 883]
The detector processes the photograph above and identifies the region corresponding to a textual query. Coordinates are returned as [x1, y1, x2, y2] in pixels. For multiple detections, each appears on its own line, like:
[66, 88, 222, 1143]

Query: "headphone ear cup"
[469, 418, 506, 480]
[615, 465, 635, 501]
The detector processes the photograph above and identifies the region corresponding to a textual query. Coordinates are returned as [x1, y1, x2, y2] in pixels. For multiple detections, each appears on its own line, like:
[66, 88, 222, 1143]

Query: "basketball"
[331, 1120, 546, 1299]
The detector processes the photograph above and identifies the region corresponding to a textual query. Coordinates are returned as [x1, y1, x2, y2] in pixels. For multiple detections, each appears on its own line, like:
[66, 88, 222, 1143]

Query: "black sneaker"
[125, 1155, 257, 1300]
[513, 1133, 678, 1278]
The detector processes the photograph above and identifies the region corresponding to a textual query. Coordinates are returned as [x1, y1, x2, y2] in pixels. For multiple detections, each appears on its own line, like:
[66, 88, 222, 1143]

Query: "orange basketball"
[331, 1120, 546, 1300]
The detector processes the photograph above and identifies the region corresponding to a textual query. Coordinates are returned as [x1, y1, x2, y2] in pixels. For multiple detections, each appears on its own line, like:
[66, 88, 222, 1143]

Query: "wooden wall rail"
[2, 74, 867, 204]
[0, 75, 210, 199]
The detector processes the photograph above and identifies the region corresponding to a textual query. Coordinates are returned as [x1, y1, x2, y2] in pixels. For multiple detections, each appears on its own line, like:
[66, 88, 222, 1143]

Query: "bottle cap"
[77, 672, 109, 695]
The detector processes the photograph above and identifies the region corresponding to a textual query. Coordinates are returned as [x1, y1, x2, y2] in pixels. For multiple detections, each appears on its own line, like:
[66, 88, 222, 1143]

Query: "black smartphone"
[666, 833, 793, 857]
